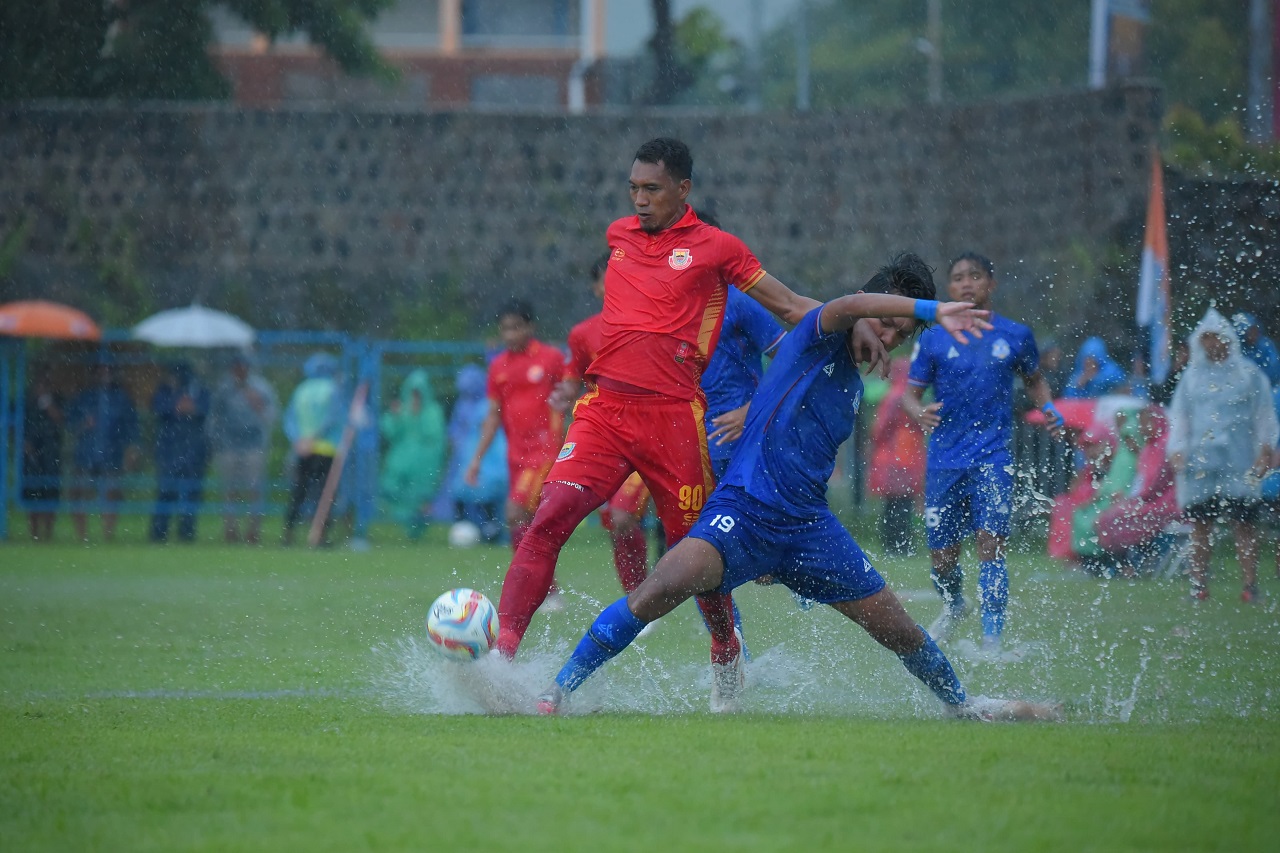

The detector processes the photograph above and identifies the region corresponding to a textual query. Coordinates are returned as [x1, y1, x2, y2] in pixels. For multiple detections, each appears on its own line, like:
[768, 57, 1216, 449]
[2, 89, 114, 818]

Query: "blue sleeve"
[907, 334, 935, 387]
[738, 293, 786, 356]
[1016, 328, 1040, 378]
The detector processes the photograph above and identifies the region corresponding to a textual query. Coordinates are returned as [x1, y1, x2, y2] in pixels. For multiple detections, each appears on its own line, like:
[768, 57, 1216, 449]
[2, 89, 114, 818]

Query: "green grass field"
[3, 516, 1279, 852]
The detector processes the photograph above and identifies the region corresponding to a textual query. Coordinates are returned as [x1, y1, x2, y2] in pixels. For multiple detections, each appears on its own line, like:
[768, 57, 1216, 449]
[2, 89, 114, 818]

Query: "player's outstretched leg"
[495, 481, 604, 659]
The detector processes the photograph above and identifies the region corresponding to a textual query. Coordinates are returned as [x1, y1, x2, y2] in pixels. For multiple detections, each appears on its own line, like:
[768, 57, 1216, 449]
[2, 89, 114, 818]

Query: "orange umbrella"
[0, 300, 101, 340]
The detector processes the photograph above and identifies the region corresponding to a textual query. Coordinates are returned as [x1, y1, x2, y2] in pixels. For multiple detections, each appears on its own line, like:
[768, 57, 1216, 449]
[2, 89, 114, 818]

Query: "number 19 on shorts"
[707, 514, 735, 532]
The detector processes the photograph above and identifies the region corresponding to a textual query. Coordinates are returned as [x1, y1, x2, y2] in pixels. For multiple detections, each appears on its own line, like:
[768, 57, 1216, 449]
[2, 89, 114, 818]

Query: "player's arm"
[465, 400, 502, 485]
[745, 273, 822, 326]
[901, 383, 942, 433]
[819, 293, 991, 342]
[1020, 369, 1065, 438]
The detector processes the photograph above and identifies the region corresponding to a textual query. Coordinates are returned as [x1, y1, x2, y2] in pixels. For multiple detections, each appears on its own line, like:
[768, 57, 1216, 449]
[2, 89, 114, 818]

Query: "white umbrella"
[133, 304, 255, 348]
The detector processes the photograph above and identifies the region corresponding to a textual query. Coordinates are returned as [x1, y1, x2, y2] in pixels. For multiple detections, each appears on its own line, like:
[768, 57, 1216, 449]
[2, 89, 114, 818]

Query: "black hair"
[589, 251, 611, 282]
[497, 299, 535, 324]
[634, 137, 693, 183]
[948, 250, 995, 277]
[862, 252, 937, 301]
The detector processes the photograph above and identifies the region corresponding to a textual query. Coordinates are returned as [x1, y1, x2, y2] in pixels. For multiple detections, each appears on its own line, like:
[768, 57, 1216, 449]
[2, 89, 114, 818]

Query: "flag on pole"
[1135, 148, 1172, 385]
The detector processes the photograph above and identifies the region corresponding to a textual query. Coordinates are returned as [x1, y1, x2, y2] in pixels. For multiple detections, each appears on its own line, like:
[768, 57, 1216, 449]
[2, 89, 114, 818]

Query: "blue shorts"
[688, 486, 885, 605]
[923, 463, 1014, 549]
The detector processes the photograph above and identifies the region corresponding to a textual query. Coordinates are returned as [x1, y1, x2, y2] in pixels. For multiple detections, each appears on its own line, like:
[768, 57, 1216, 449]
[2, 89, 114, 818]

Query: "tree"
[0, 0, 396, 101]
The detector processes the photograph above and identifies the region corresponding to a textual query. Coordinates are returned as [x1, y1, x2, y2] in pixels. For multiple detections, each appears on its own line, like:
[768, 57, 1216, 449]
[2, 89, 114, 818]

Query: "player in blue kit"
[903, 252, 1064, 654]
[535, 254, 1059, 720]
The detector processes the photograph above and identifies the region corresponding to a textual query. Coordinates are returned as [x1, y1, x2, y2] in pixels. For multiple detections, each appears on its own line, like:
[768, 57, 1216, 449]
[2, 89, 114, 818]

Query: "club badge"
[668, 248, 692, 270]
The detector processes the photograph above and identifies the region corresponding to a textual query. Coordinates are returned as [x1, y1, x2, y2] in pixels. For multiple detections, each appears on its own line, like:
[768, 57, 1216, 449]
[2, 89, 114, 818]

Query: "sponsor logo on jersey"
[991, 338, 1011, 360]
[527, 365, 545, 382]
[674, 341, 690, 363]
[668, 248, 693, 270]
[947, 346, 959, 359]
[611, 247, 625, 261]
[557, 442, 576, 461]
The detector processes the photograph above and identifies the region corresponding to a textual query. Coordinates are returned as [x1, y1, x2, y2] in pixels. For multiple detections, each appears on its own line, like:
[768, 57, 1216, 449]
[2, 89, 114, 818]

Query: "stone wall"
[0, 86, 1176, 339]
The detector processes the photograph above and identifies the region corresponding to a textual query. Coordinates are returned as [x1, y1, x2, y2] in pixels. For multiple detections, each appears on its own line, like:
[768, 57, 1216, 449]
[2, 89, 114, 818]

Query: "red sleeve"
[565, 325, 589, 381]
[485, 360, 500, 403]
[717, 230, 766, 292]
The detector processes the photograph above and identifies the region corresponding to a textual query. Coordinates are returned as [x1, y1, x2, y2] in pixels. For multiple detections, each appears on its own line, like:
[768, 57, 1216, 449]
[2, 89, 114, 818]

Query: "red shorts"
[508, 460, 554, 513]
[600, 472, 652, 531]
[550, 387, 713, 544]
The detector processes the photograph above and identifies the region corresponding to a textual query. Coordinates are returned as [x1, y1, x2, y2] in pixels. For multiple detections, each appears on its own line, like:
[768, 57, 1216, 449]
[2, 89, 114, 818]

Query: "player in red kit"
[494, 138, 885, 712]
[554, 251, 654, 595]
[466, 300, 566, 557]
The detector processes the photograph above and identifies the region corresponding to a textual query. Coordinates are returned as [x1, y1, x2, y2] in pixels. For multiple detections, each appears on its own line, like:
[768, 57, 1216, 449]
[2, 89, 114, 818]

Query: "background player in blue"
[903, 251, 1064, 654]
[534, 255, 1058, 720]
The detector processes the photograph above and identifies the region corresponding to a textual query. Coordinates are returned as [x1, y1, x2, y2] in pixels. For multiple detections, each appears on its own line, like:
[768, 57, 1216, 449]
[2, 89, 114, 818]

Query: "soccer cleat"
[535, 684, 564, 715]
[1191, 585, 1210, 602]
[709, 650, 745, 714]
[949, 695, 1063, 722]
[980, 634, 1002, 657]
[928, 602, 970, 643]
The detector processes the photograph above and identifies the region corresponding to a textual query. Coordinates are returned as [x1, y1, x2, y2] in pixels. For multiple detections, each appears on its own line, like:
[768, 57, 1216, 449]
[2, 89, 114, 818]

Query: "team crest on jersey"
[557, 442, 576, 461]
[527, 365, 545, 382]
[611, 248, 625, 261]
[991, 338, 1011, 360]
[668, 248, 693, 270]
[823, 362, 835, 376]
[947, 346, 959, 359]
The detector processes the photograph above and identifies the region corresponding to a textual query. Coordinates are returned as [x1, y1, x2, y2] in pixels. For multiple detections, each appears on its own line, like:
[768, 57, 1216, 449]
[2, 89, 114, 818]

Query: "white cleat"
[948, 694, 1063, 722]
[538, 588, 566, 613]
[709, 651, 745, 714]
[928, 603, 969, 643]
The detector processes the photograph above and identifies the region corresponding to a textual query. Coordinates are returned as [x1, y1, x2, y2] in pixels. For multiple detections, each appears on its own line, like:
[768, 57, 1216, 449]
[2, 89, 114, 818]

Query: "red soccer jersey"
[486, 339, 566, 467]
[565, 311, 606, 383]
[589, 206, 766, 400]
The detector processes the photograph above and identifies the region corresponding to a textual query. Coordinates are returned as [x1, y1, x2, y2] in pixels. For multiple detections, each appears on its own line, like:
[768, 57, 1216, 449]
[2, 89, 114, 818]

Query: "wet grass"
[3, 520, 1279, 851]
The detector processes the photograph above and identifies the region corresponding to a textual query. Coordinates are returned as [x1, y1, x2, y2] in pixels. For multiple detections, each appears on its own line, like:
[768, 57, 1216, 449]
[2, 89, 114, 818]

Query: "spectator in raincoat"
[1094, 405, 1180, 573]
[866, 359, 925, 556]
[1071, 410, 1140, 574]
[1048, 424, 1114, 563]
[208, 352, 278, 544]
[443, 364, 508, 543]
[379, 369, 446, 539]
[282, 353, 344, 545]
[1232, 312, 1280, 387]
[1063, 337, 1128, 399]
[149, 360, 211, 543]
[67, 363, 139, 543]
[1167, 307, 1278, 602]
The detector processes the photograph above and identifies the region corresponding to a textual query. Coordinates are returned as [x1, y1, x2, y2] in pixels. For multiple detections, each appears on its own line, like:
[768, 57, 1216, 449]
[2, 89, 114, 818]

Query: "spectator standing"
[1232, 312, 1280, 386]
[444, 364, 507, 543]
[1063, 337, 1128, 399]
[1167, 307, 1279, 602]
[67, 364, 138, 543]
[149, 361, 211, 543]
[867, 359, 925, 555]
[379, 368, 446, 539]
[208, 352, 278, 544]
[23, 375, 64, 541]
[282, 353, 344, 545]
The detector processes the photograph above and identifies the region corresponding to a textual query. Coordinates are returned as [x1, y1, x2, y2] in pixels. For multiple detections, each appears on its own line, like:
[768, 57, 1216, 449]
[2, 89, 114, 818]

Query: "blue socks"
[979, 559, 1008, 639]
[554, 598, 646, 693]
[898, 630, 966, 706]
[931, 566, 966, 613]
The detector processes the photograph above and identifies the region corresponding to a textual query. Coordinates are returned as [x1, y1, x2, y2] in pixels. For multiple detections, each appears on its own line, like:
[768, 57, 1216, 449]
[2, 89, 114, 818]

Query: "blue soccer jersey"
[702, 287, 785, 472]
[907, 314, 1039, 470]
[719, 305, 863, 517]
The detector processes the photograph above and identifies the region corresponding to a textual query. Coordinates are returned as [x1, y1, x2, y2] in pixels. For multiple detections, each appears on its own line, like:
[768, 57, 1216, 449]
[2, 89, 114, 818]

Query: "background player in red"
[466, 300, 567, 560]
[494, 137, 886, 712]
[553, 251, 652, 595]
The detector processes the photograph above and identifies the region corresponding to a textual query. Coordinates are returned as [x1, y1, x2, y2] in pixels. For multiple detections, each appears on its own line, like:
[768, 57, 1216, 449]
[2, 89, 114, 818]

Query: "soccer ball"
[447, 520, 482, 548]
[426, 588, 499, 661]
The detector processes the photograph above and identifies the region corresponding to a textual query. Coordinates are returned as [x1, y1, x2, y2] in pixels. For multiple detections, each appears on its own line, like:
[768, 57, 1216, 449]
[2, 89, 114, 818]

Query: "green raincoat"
[1073, 414, 1139, 557]
[379, 370, 446, 531]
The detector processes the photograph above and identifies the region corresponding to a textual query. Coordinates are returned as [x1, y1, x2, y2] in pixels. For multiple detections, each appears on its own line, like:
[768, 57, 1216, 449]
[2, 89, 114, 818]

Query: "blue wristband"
[912, 299, 938, 323]
[1041, 402, 1063, 423]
